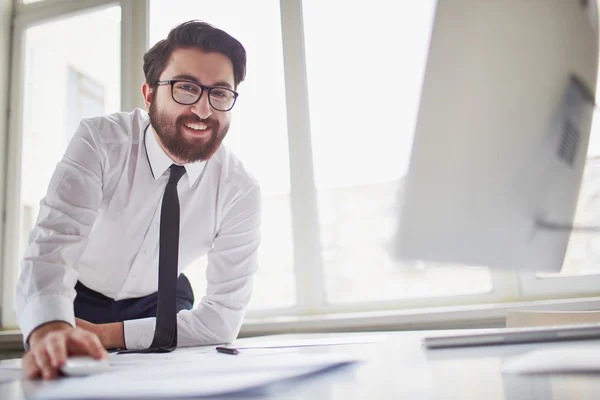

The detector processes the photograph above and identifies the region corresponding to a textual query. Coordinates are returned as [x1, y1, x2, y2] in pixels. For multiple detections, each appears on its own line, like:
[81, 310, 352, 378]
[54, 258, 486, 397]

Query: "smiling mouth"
[182, 122, 212, 138]
[184, 122, 208, 131]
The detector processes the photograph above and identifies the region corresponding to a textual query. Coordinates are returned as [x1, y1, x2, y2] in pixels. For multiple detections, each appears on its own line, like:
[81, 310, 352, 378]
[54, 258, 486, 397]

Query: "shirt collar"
[144, 125, 207, 187]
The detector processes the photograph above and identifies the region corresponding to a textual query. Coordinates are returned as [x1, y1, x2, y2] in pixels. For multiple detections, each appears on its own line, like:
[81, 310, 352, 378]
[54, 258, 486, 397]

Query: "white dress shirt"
[15, 108, 261, 350]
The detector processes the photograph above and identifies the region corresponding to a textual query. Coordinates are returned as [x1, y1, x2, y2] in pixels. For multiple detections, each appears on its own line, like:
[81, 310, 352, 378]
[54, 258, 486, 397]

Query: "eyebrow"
[172, 74, 233, 90]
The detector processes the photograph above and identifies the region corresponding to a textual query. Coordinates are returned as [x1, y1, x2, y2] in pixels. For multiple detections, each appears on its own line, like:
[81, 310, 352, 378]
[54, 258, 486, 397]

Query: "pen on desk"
[216, 346, 239, 355]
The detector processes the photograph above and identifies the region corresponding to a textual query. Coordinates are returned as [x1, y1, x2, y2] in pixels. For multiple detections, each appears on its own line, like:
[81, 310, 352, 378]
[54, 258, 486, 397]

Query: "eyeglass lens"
[171, 81, 235, 111]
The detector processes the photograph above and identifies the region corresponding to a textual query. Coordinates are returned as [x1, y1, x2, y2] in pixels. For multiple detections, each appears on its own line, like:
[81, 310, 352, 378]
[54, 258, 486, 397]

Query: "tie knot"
[168, 165, 186, 184]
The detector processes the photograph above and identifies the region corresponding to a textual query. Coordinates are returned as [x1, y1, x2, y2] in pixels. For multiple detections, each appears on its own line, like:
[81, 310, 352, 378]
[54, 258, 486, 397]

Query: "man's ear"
[141, 83, 153, 111]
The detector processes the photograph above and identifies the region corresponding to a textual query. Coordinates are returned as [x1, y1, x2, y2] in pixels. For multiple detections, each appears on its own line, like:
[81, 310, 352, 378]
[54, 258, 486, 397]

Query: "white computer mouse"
[59, 356, 114, 376]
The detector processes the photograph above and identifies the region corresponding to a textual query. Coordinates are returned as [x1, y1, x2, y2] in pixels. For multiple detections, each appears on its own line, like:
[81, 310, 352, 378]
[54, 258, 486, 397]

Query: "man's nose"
[191, 91, 212, 119]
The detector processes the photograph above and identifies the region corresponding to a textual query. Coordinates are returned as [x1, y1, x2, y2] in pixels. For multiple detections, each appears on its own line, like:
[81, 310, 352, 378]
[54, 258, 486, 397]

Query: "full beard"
[149, 100, 228, 163]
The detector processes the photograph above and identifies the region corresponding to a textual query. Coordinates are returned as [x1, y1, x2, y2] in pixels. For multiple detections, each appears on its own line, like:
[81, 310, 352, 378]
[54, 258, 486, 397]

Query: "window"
[3, 3, 121, 326]
[302, 0, 493, 305]
[18, 4, 120, 258]
[66, 67, 106, 143]
[148, 0, 500, 315]
[148, 0, 600, 317]
[4, 0, 600, 331]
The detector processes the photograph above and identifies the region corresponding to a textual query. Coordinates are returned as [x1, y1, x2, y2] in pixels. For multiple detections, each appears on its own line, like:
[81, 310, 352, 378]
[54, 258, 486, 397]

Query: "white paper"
[502, 344, 600, 374]
[228, 333, 387, 350]
[0, 359, 23, 383]
[0, 368, 22, 383]
[34, 352, 359, 399]
[108, 345, 216, 369]
[0, 358, 22, 369]
[40, 368, 318, 398]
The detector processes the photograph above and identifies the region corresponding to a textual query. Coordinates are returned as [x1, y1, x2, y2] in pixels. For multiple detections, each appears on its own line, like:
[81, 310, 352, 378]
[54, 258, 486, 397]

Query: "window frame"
[0, 0, 13, 328]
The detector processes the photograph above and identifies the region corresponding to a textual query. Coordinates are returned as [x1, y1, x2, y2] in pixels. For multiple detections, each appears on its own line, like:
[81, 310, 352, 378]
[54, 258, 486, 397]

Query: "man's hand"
[24, 322, 107, 380]
[75, 318, 125, 350]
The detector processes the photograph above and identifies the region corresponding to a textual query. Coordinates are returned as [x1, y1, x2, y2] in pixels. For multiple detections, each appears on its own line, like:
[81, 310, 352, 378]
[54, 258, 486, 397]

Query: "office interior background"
[1, 0, 600, 344]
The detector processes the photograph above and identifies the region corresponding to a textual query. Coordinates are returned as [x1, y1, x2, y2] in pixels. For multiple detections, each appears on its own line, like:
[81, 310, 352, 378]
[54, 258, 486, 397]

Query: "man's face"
[144, 47, 235, 163]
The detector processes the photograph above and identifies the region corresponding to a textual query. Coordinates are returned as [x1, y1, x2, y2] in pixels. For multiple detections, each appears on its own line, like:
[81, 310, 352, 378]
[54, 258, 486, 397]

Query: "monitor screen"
[395, 0, 598, 273]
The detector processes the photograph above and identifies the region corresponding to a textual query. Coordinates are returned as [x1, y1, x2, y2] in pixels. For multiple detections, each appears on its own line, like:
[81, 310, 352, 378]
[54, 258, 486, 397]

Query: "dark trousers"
[74, 274, 194, 324]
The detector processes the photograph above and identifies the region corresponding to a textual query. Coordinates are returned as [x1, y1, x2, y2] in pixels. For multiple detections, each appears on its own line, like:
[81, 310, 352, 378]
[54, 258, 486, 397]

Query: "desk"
[1, 330, 599, 399]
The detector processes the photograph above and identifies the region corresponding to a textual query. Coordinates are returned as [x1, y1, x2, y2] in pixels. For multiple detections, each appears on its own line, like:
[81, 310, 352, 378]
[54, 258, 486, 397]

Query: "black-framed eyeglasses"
[156, 80, 239, 112]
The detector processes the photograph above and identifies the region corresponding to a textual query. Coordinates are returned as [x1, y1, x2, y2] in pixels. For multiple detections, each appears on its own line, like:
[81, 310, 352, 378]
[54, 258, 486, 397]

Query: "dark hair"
[143, 20, 246, 88]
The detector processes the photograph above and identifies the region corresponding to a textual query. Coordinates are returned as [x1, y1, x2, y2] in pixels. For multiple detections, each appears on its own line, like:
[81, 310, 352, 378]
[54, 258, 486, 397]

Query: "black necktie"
[120, 164, 186, 354]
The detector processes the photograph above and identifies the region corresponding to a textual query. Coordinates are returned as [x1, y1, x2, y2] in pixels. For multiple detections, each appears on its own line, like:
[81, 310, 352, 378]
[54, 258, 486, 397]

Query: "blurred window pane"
[19, 6, 121, 266]
[302, 0, 493, 304]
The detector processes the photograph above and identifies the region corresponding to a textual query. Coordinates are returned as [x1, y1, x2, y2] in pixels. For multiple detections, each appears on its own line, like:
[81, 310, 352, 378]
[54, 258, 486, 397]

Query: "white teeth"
[185, 123, 207, 131]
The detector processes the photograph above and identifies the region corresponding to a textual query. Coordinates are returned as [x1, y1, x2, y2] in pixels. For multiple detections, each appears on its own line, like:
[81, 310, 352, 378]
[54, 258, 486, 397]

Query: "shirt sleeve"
[123, 183, 262, 349]
[15, 119, 104, 345]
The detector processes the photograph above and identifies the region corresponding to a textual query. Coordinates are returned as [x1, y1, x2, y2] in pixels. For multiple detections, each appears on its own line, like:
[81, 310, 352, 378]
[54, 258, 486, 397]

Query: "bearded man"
[16, 20, 261, 380]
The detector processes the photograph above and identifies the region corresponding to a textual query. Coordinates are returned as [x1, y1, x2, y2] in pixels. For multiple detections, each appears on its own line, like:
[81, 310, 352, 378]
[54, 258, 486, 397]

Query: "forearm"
[76, 318, 124, 350]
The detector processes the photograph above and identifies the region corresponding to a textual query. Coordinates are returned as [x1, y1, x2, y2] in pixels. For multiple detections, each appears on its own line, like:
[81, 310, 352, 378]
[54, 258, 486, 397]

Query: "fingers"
[32, 344, 57, 380]
[24, 327, 108, 380]
[44, 331, 68, 369]
[22, 352, 42, 380]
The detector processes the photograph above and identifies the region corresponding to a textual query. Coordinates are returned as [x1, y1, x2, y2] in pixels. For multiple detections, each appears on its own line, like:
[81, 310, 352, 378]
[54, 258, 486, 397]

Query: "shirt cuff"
[18, 294, 75, 348]
[123, 317, 156, 350]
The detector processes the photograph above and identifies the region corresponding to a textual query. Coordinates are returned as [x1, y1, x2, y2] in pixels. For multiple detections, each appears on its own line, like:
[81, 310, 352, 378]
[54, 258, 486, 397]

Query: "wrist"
[99, 322, 125, 349]
[28, 321, 72, 348]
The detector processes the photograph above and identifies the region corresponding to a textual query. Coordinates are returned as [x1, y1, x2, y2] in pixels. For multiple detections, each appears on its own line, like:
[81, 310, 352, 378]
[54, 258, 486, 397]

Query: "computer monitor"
[395, 0, 598, 273]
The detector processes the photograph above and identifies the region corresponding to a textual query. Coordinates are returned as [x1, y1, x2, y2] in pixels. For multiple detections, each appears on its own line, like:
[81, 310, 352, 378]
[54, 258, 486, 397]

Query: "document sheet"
[34, 350, 359, 399]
